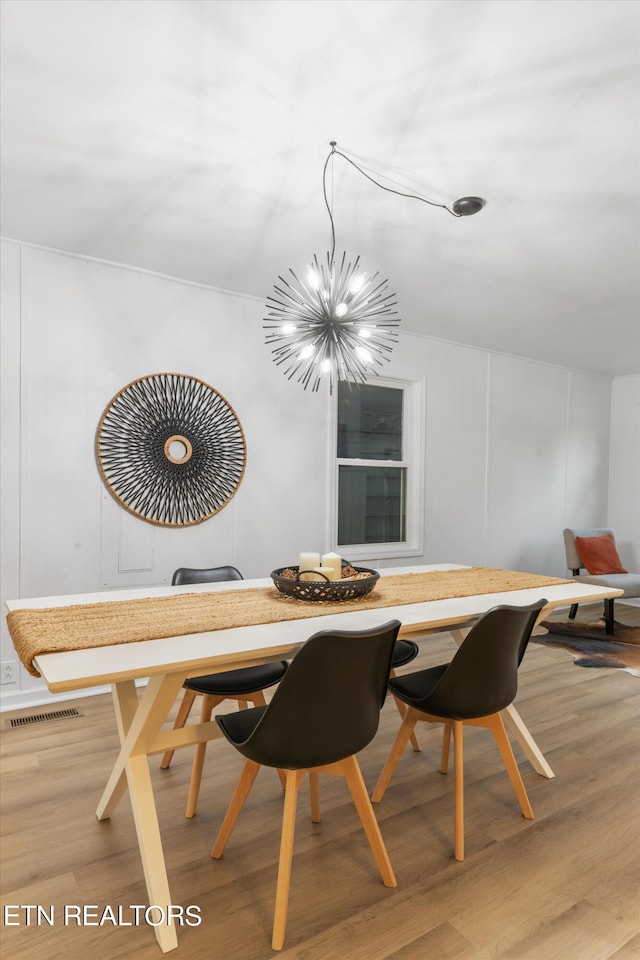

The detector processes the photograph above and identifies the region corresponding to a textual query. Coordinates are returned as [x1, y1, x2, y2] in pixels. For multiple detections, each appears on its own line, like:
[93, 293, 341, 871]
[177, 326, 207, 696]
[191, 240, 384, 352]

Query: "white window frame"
[327, 375, 425, 562]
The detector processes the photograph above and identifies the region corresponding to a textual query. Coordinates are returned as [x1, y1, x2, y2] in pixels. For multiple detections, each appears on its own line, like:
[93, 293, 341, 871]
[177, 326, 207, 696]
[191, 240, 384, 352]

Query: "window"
[332, 377, 424, 560]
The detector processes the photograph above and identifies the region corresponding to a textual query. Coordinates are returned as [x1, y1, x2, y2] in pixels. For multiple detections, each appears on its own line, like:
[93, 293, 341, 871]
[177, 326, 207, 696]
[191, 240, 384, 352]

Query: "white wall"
[2, 238, 633, 710]
[609, 375, 640, 573]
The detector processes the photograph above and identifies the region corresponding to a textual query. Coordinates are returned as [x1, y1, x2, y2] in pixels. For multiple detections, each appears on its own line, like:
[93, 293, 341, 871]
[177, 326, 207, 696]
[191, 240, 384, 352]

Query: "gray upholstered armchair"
[563, 527, 640, 634]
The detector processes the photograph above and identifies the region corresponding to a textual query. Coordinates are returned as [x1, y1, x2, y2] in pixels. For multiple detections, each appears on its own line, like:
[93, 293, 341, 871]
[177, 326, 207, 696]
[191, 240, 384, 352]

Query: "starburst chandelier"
[264, 142, 484, 393]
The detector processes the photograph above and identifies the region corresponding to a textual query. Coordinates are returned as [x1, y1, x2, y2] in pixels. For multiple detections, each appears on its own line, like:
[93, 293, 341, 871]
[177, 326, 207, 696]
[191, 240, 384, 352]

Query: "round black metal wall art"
[96, 373, 247, 526]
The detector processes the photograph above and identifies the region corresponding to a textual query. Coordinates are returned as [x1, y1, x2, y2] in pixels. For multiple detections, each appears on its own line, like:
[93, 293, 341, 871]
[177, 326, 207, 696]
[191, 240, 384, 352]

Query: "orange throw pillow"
[575, 534, 628, 575]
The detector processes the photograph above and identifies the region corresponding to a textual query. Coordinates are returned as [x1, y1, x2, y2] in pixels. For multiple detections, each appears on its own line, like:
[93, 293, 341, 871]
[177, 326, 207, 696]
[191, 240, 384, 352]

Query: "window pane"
[338, 465, 406, 544]
[337, 382, 403, 460]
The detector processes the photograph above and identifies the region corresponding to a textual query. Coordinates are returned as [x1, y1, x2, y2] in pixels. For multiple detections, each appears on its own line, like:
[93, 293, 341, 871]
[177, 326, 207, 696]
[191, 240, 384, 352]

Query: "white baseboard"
[0, 678, 148, 713]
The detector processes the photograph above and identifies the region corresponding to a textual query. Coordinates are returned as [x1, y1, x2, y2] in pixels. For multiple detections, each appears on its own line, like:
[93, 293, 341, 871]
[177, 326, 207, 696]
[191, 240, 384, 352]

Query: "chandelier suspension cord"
[327, 143, 465, 218]
[322, 142, 338, 262]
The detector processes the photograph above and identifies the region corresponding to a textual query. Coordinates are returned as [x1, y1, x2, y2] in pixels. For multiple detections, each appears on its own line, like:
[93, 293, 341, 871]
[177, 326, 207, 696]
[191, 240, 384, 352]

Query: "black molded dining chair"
[210, 619, 401, 951]
[160, 565, 289, 818]
[372, 600, 547, 861]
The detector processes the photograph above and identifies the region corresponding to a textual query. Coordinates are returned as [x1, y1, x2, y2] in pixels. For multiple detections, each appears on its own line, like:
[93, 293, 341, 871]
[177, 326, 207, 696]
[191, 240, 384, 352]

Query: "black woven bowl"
[270, 565, 380, 602]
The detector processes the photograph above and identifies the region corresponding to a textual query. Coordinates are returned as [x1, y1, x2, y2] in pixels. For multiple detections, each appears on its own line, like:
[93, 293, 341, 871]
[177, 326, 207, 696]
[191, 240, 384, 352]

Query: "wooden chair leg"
[486, 713, 534, 819]
[211, 759, 261, 859]
[371, 708, 421, 803]
[309, 771, 321, 823]
[390, 670, 421, 752]
[391, 695, 421, 752]
[272, 770, 305, 951]
[453, 720, 465, 862]
[160, 688, 198, 769]
[341, 756, 396, 888]
[440, 722, 452, 774]
[185, 694, 224, 818]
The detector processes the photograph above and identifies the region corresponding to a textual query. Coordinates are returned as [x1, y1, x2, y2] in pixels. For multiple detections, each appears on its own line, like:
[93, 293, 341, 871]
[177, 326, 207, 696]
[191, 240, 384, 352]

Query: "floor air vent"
[9, 707, 81, 727]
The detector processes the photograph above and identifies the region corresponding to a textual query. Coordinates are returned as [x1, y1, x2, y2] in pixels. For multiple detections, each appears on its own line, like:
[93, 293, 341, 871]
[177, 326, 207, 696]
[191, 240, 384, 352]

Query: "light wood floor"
[1, 603, 639, 960]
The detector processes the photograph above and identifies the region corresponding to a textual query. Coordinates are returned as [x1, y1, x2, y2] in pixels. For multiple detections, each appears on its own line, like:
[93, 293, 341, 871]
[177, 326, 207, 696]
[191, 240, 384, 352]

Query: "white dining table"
[6, 564, 623, 953]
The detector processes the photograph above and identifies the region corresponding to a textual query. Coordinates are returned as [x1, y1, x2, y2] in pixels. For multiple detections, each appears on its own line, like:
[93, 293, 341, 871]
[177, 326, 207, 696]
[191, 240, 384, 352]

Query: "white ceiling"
[1, 0, 639, 376]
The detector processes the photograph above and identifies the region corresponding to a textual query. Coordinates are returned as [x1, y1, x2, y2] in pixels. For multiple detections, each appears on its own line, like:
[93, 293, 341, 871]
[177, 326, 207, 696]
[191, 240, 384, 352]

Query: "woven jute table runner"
[7, 567, 569, 677]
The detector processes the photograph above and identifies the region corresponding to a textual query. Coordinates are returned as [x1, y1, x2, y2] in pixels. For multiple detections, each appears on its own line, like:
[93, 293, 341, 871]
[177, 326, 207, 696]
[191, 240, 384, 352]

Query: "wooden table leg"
[501, 704, 555, 779]
[96, 673, 187, 953]
[112, 678, 140, 738]
[125, 752, 178, 953]
[97, 680, 140, 817]
[97, 674, 184, 819]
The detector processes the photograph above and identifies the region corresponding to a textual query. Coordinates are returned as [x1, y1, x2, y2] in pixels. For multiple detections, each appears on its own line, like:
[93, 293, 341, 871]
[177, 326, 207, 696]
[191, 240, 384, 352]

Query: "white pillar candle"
[300, 567, 327, 582]
[299, 552, 321, 581]
[321, 552, 343, 581]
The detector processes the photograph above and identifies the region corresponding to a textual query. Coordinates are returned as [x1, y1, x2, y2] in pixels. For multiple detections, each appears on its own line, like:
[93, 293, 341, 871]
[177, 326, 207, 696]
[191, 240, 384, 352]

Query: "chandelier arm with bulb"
[264, 141, 484, 392]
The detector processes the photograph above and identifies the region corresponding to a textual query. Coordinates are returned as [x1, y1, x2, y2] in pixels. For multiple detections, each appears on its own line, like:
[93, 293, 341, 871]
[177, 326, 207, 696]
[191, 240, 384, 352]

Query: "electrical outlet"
[1, 661, 18, 685]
